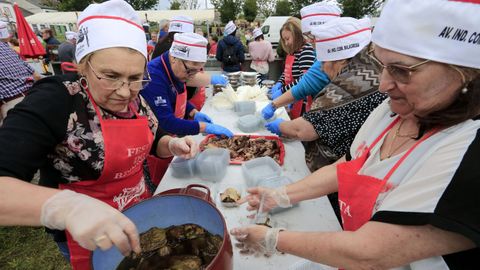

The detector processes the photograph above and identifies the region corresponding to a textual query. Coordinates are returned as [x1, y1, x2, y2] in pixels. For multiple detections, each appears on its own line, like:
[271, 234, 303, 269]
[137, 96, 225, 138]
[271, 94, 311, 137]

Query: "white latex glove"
[230, 225, 283, 256]
[168, 136, 198, 159]
[40, 190, 141, 256]
[238, 186, 292, 215]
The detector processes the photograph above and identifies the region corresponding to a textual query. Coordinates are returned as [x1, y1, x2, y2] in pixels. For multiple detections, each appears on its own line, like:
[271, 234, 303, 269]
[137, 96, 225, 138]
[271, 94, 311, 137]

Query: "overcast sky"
[157, 0, 214, 10]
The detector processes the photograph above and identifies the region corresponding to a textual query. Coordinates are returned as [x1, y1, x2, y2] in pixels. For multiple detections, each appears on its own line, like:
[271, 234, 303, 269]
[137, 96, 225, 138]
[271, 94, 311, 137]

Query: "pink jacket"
[248, 40, 275, 74]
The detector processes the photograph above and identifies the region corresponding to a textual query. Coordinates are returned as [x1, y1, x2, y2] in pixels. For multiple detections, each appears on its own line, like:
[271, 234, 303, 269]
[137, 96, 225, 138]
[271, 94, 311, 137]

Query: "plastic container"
[196, 148, 230, 182]
[242, 156, 282, 187]
[170, 156, 197, 178]
[234, 101, 256, 116]
[256, 175, 298, 214]
[262, 80, 275, 89]
[237, 114, 262, 133]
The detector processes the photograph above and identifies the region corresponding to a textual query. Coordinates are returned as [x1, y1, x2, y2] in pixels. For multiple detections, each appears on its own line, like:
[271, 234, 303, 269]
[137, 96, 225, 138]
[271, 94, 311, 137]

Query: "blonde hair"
[279, 17, 305, 54]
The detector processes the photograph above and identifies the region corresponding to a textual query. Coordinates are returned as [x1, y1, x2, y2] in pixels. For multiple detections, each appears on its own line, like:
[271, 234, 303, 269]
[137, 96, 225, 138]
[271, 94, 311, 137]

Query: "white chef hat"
[169, 15, 194, 33]
[224, 21, 236, 36]
[253, 28, 263, 39]
[372, 0, 480, 69]
[75, 0, 147, 63]
[0, 21, 9, 39]
[65, 31, 77, 41]
[301, 2, 342, 33]
[313, 17, 371, 62]
[170, 32, 208, 63]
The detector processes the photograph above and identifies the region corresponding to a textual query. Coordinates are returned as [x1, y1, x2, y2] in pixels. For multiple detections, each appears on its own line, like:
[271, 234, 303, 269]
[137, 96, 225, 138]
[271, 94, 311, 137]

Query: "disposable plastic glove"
[237, 186, 291, 214]
[265, 119, 284, 136]
[270, 82, 283, 99]
[168, 136, 198, 159]
[41, 190, 140, 256]
[230, 226, 283, 256]
[211, 74, 228, 85]
[205, 123, 234, 138]
[193, 112, 212, 123]
[261, 103, 276, 120]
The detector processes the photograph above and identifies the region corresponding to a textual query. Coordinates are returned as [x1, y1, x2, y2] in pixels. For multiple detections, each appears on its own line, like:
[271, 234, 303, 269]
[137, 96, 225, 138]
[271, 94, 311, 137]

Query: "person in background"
[152, 15, 194, 60]
[8, 37, 20, 54]
[244, 28, 253, 46]
[0, 1, 197, 269]
[216, 20, 245, 72]
[269, 17, 315, 119]
[158, 19, 169, 39]
[231, 1, 480, 269]
[142, 22, 151, 41]
[208, 34, 218, 57]
[261, 2, 342, 120]
[0, 22, 41, 126]
[58, 31, 77, 63]
[148, 31, 158, 47]
[141, 32, 232, 137]
[195, 27, 204, 37]
[41, 28, 60, 45]
[248, 28, 275, 81]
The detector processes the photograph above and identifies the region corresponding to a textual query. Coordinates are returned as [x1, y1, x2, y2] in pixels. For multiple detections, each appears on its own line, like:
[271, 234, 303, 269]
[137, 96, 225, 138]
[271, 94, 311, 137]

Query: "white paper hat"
[372, 0, 480, 69]
[169, 15, 194, 33]
[170, 32, 208, 63]
[313, 17, 371, 62]
[75, 0, 147, 63]
[0, 21, 9, 39]
[224, 21, 237, 36]
[253, 28, 263, 39]
[301, 2, 342, 33]
[65, 31, 78, 41]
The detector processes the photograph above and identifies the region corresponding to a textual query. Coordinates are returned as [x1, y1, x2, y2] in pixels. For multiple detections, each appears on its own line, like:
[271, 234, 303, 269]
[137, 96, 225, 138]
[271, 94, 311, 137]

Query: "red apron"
[146, 56, 188, 185]
[337, 117, 437, 231]
[284, 54, 312, 119]
[59, 90, 153, 270]
[189, 86, 206, 111]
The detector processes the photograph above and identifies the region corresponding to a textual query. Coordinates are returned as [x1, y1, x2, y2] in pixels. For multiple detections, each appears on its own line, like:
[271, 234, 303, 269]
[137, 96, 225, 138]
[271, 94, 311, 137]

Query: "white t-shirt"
[349, 99, 480, 270]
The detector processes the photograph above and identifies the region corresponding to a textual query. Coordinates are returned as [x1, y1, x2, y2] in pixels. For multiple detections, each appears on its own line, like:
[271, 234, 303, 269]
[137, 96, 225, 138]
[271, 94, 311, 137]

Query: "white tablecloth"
[155, 95, 341, 270]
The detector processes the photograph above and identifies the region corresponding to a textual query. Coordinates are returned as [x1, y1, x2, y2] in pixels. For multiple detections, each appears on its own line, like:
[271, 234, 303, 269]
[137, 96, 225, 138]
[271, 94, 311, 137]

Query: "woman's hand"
[230, 225, 283, 256]
[41, 190, 141, 256]
[237, 186, 291, 215]
[168, 136, 198, 159]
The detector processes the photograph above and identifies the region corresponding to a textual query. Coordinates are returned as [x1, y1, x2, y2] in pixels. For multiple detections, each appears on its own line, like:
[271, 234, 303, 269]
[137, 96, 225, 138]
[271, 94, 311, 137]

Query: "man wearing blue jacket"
[141, 32, 233, 137]
[216, 21, 245, 72]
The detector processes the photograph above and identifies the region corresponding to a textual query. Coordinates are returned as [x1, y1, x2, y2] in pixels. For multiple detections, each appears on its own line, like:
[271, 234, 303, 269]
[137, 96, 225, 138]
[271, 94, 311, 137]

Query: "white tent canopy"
[26, 9, 216, 25]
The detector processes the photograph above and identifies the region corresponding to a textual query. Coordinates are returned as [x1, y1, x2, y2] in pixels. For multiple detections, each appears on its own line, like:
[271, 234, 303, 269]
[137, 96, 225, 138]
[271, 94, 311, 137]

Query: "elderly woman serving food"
[232, 1, 480, 269]
[0, 1, 197, 269]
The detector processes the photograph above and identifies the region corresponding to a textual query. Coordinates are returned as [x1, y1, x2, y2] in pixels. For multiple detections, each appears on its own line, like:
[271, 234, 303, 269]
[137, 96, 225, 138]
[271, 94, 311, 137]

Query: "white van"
[261, 16, 290, 48]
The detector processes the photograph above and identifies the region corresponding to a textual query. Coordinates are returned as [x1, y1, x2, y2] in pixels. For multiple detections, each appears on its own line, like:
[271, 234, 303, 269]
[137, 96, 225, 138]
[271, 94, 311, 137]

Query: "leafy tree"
[216, 0, 240, 24]
[170, 0, 181, 10]
[125, 0, 158, 10]
[338, 0, 384, 18]
[289, 0, 316, 17]
[256, 0, 276, 18]
[275, 0, 290, 16]
[243, 0, 257, 22]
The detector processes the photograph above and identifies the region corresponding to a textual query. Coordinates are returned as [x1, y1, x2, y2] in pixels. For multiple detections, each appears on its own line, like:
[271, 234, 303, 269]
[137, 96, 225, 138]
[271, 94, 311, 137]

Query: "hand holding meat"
[41, 190, 141, 256]
[168, 136, 198, 159]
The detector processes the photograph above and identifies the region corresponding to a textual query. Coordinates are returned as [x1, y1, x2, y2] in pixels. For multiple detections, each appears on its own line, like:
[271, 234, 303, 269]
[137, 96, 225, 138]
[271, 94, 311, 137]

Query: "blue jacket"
[141, 52, 199, 135]
[291, 60, 331, 101]
[216, 35, 245, 72]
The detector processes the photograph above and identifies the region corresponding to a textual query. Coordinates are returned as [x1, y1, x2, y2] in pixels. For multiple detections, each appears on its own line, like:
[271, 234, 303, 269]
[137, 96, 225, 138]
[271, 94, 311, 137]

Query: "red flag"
[13, 3, 46, 58]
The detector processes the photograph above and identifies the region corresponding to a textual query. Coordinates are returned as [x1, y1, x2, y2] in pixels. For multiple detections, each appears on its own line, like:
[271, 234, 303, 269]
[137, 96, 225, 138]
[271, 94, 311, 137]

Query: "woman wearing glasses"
[0, 1, 197, 269]
[231, 1, 480, 269]
[141, 32, 233, 138]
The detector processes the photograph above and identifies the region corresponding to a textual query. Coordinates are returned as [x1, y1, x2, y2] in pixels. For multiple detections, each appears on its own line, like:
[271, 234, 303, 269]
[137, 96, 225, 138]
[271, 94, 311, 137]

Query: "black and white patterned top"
[278, 43, 316, 92]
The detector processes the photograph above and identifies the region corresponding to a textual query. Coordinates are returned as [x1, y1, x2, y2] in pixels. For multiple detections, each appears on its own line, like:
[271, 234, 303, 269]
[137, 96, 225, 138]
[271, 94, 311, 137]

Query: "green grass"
[0, 226, 71, 270]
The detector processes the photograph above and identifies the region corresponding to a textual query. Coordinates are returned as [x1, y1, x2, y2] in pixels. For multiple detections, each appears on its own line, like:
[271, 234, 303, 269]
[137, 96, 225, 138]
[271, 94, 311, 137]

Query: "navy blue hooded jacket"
[215, 34, 245, 72]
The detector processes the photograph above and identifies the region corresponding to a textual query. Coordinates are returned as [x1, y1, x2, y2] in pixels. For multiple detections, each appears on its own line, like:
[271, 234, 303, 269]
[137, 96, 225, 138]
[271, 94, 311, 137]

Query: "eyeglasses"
[87, 61, 151, 91]
[367, 49, 431, 84]
[181, 59, 202, 76]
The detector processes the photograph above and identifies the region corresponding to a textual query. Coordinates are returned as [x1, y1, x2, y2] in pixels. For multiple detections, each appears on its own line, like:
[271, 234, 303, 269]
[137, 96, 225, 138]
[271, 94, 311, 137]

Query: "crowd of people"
[0, 0, 479, 269]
